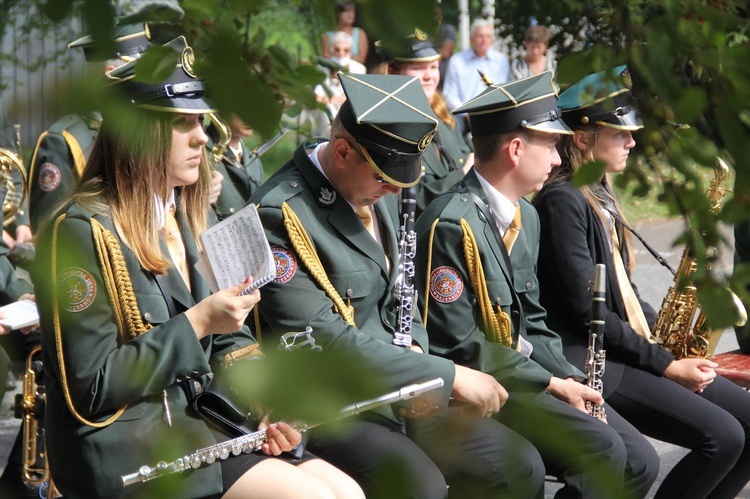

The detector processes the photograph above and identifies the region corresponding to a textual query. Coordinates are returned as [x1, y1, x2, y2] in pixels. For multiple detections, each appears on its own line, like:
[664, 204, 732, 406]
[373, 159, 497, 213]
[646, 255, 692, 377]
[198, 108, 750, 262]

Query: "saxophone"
[651, 158, 748, 359]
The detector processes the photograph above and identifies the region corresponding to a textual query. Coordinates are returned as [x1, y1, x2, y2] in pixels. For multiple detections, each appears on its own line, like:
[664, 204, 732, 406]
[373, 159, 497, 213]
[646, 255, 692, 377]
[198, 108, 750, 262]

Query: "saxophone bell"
[731, 291, 748, 327]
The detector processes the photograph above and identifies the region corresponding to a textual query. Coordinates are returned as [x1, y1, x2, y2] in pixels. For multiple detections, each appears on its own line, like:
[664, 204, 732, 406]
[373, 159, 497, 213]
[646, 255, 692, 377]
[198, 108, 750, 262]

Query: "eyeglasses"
[347, 139, 387, 183]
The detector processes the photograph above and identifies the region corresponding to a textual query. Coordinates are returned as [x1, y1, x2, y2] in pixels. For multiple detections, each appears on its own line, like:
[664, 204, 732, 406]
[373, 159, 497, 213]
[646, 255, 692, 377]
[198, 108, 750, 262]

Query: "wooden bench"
[712, 350, 750, 389]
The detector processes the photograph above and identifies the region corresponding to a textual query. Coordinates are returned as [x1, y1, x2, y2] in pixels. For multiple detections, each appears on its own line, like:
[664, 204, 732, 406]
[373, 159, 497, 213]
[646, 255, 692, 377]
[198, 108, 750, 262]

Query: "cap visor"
[364, 148, 421, 188]
[137, 96, 216, 113]
[527, 118, 574, 135]
[598, 108, 643, 130]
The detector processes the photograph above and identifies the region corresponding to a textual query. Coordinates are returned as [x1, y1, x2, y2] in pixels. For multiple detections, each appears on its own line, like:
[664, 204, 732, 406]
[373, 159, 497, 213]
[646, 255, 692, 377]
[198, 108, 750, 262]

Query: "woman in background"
[321, 1, 369, 65]
[511, 25, 556, 80]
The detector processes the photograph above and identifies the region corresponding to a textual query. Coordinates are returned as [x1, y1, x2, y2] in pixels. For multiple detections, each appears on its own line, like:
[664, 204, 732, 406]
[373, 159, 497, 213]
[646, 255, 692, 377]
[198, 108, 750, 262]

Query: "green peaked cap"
[453, 71, 571, 136]
[376, 28, 440, 63]
[558, 65, 643, 130]
[338, 72, 438, 187]
[68, 22, 152, 62]
[104, 36, 214, 114]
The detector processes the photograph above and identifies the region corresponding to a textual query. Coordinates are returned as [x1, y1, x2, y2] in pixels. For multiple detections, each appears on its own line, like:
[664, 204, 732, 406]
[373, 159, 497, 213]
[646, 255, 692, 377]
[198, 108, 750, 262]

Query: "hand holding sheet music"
[195, 204, 275, 295]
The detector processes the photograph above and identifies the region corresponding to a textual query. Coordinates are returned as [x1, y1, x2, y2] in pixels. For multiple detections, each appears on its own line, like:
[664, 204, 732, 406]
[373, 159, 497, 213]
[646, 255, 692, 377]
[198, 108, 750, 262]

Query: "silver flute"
[121, 377, 444, 487]
[393, 185, 418, 348]
[585, 264, 607, 419]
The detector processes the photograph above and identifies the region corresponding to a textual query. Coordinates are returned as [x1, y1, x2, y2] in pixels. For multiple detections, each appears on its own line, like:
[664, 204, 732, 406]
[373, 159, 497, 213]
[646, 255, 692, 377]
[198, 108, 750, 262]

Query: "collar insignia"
[318, 186, 336, 206]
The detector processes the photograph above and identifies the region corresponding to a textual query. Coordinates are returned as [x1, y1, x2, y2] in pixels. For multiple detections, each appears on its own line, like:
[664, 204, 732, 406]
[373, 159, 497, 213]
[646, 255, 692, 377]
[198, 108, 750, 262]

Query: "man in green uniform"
[250, 73, 546, 498]
[414, 71, 659, 497]
[27, 23, 151, 232]
[206, 114, 266, 220]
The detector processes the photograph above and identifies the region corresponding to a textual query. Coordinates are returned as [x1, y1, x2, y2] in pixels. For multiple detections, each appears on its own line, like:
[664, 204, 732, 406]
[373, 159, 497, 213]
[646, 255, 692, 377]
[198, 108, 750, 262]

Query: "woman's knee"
[704, 416, 745, 463]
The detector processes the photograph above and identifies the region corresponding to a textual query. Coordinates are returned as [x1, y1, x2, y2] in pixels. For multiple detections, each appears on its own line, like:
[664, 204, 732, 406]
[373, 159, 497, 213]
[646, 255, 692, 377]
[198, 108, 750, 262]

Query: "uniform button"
[495, 298, 502, 306]
[191, 370, 200, 377]
[229, 207, 236, 214]
[290, 181, 298, 188]
[525, 282, 532, 290]
[512, 310, 520, 318]
[143, 312, 152, 322]
[346, 288, 354, 297]
[460, 196, 467, 202]
[385, 319, 391, 327]
[459, 158, 464, 164]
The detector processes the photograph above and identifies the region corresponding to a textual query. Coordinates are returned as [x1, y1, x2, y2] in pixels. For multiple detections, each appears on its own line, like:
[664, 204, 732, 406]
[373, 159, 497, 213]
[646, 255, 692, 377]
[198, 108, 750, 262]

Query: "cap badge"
[414, 28, 427, 41]
[418, 129, 436, 151]
[318, 186, 336, 206]
[181, 46, 196, 78]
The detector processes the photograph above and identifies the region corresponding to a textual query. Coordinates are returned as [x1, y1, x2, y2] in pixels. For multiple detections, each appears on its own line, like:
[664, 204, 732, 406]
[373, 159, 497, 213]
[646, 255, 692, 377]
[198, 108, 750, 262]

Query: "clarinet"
[585, 264, 607, 419]
[120, 378, 444, 487]
[393, 185, 417, 348]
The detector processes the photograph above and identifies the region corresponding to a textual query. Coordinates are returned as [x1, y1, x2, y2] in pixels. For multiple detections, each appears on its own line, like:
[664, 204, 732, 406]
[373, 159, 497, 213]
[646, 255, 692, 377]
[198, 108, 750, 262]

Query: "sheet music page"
[198, 204, 274, 292]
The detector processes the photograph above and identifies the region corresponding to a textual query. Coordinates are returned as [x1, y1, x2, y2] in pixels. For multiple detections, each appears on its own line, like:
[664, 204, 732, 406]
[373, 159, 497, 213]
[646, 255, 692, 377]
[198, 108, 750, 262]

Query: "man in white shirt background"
[442, 18, 511, 134]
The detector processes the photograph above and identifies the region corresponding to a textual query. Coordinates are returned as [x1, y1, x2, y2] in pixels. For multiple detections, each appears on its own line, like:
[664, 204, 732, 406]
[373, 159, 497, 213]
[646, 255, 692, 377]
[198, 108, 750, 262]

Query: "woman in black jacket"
[533, 66, 750, 499]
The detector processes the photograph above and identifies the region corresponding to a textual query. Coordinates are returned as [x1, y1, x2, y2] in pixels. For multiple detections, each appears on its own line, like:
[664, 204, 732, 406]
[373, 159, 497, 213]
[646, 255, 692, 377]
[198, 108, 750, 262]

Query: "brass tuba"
[651, 158, 748, 358]
[0, 124, 28, 226]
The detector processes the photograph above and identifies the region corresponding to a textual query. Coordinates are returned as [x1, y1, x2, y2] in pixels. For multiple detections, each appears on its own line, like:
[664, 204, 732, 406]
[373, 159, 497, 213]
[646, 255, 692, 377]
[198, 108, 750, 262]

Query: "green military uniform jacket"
[414, 169, 583, 393]
[0, 244, 32, 302]
[32, 199, 254, 499]
[207, 125, 265, 220]
[250, 141, 455, 423]
[416, 120, 471, 215]
[27, 114, 99, 232]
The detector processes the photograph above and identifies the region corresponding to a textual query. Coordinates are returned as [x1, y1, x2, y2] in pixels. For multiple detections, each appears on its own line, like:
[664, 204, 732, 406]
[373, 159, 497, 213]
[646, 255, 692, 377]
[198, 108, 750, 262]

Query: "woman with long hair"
[31, 37, 362, 499]
[533, 66, 750, 498]
[373, 31, 474, 214]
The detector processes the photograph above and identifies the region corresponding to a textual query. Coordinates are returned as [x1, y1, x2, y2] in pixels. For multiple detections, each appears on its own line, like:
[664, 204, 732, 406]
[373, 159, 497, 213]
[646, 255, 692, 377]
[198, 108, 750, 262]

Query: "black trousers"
[607, 365, 750, 499]
[496, 391, 659, 499]
[308, 411, 545, 499]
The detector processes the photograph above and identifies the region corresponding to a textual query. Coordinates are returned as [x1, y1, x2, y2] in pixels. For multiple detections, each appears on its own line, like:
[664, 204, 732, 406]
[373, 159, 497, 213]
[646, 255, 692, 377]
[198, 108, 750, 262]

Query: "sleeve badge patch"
[272, 247, 297, 283]
[429, 266, 464, 303]
[39, 163, 62, 192]
[58, 267, 97, 312]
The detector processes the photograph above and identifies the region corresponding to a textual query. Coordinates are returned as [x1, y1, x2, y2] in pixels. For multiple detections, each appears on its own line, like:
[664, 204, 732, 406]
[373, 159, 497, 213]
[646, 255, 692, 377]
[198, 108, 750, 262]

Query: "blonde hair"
[70, 111, 210, 274]
[547, 125, 636, 271]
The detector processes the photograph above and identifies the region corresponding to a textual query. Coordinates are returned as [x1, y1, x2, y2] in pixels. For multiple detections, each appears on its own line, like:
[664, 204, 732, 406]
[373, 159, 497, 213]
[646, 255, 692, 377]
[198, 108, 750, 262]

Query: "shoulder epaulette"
[258, 175, 305, 210]
[434, 191, 474, 225]
[48, 114, 86, 135]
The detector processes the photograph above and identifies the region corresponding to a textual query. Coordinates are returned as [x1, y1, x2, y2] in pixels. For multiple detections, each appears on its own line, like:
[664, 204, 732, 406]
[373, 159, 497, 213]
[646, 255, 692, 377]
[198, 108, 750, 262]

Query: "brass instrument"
[207, 113, 231, 168]
[15, 345, 49, 486]
[585, 264, 606, 419]
[0, 124, 28, 226]
[652, 158, 748, 359]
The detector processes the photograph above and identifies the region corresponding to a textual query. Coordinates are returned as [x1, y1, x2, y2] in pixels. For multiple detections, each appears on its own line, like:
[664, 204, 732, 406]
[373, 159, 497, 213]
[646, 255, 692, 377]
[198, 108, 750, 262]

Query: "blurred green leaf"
[697, 280, 745, 330]
[42, 0, 75, 22]
[134, 46, 181, 84]
[571, 160, 607, 187]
